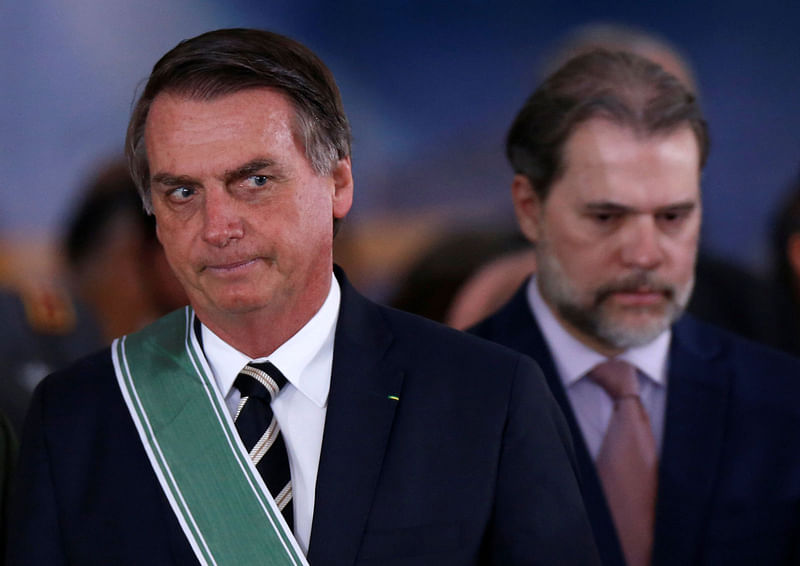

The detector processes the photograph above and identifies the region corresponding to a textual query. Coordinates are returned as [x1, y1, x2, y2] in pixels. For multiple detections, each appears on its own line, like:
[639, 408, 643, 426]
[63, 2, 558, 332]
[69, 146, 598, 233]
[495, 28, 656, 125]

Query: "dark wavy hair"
[125, 28, 351, 215]
[506, 48, 709, 200]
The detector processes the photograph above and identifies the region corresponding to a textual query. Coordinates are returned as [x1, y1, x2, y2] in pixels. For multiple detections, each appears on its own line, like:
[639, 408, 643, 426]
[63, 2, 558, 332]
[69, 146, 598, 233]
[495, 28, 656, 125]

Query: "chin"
[225, 297, 272, 314]
[197, 290, 272, 316]
[599, 312, 675, 349]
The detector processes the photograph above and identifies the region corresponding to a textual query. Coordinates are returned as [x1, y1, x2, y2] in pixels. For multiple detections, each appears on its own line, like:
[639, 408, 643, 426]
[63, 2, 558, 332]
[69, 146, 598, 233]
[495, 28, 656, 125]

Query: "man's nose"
[620, 216, 664, 269]
[201, 189, 244, 247]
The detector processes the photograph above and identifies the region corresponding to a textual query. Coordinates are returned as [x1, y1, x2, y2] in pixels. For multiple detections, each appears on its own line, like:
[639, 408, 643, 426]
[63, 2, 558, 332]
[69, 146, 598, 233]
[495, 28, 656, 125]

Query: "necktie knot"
[589, 359, 639, 400]
[235, 361, 288, 402]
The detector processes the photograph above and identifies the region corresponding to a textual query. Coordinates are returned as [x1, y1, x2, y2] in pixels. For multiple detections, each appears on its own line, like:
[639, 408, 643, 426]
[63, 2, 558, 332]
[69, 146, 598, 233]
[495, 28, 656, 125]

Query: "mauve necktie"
[234, 361, 294, 530]
[589, 359, 657, 566]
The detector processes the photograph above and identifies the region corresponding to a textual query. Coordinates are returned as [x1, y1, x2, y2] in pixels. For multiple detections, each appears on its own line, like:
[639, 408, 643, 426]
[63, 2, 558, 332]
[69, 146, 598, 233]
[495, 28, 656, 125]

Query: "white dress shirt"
[526, 277, 669, 459]
[201, 277, 340, 555]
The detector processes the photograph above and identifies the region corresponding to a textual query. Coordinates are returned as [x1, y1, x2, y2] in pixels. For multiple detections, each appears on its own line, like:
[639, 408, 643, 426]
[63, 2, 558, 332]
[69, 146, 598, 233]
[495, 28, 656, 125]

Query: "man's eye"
[593, 213, 619, 223]
[657, 210, 692, 233]
[660, 211, 686, 222]
[168, 186, 196, 202]
[249, 175, 269, 187]
[658, 209, 693, 226]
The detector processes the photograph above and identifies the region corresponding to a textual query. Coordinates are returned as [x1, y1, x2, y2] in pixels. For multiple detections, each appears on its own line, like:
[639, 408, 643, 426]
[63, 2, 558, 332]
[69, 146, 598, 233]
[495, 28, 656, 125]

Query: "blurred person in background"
[544, 23, 781, 346]
[472, 49, 800, 565]
[768, 167, 800, 356]
[441, 22, 780, 346]
[0, 272, 101, 437]
[388, 225, 529, 323]
[445, 246, 537, 330]
[540, 22, 698, 92]
[63, 158, 188, 342]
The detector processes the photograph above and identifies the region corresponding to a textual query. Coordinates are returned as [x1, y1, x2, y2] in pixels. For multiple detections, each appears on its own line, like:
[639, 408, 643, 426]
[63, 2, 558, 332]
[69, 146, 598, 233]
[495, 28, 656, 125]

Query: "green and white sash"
[112, 307, 308, 566]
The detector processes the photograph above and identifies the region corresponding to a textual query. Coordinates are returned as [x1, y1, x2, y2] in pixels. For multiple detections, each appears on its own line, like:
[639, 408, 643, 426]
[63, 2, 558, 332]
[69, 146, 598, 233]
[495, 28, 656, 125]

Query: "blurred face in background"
[513, 118, 701, 355]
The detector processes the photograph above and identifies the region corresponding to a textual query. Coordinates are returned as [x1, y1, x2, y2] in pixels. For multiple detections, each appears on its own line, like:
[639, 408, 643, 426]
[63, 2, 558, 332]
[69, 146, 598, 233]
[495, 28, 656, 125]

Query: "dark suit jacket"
[470, 284, 800, 566]
[7, 272, 600, 566]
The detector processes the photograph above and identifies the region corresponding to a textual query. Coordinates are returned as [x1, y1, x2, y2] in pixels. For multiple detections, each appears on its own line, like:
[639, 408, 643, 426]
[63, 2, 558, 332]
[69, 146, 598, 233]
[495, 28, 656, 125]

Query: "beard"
[536, 238, 694, 351]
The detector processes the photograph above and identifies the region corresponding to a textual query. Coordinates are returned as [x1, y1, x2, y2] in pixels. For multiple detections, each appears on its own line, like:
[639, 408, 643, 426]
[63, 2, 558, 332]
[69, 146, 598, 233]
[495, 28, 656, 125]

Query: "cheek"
[671, 244, 699, 280]
[154, 220, 194, 272]
[558, 239, 613, 278]
[664, 225, 700, 272]
[295, 186, 335, 232]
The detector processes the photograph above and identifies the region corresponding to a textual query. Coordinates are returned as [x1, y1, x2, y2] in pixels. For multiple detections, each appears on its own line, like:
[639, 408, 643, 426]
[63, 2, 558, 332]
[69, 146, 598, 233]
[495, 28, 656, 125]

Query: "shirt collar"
[201, 276, 340, 408]
[526, 276, 670, 387]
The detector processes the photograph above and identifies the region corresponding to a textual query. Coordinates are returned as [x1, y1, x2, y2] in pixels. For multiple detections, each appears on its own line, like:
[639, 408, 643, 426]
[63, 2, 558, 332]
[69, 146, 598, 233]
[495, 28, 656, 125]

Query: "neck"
[197, 275, 332, 359]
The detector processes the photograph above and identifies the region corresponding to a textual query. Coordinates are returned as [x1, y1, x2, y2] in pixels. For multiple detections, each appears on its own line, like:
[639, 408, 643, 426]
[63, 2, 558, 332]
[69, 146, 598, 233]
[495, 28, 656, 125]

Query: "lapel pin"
[387, 395, 400, 401]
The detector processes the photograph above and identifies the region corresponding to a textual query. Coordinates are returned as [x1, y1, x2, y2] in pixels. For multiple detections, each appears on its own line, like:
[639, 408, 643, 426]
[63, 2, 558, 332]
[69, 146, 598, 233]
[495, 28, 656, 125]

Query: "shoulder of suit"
[378, 300, 535, 363]
[675, 313, 800, 382]
[31, 344, 115, 402]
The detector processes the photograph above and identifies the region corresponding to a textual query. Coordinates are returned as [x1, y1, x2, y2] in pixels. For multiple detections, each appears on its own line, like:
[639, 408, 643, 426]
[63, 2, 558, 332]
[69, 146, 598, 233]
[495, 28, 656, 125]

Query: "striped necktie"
[234, 361, 294, 530]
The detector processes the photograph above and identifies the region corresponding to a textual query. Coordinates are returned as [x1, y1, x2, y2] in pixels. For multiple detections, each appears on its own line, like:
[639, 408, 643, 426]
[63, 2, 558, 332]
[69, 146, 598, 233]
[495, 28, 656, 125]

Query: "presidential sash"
[112, 307, 308, 566]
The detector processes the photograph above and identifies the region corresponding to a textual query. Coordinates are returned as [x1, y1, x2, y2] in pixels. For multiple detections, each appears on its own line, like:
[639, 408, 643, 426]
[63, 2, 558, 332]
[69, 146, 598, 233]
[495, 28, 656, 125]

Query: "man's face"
[144, 88, 353, 327]
[513, 118, 701, 355]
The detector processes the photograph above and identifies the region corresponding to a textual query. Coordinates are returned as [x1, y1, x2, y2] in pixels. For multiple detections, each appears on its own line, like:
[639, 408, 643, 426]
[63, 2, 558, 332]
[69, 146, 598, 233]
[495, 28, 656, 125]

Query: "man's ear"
[331, 157, 354, 220]
[511, 174, 542, 243]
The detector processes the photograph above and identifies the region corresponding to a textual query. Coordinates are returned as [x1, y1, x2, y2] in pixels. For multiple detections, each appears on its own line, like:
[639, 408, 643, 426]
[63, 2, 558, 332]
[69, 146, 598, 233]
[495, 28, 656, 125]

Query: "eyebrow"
[151, 172, 198, 187]
[584, 200, 698, 214]
[150, 158, 277, 188]
[222, 158, 277, 185]
[584, 202, 633, 214]
[656, 202, 697, 214]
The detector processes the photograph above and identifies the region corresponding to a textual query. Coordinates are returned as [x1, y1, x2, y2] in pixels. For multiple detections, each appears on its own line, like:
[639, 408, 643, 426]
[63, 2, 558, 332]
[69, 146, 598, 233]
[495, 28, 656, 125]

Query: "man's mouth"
[204, 258, 258, 273]
[607, 288, 667, 306]
[595, 275, 674, 307]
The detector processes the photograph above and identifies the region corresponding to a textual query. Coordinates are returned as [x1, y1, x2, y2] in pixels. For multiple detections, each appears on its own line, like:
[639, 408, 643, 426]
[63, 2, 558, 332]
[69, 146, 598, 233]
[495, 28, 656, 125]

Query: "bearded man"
[471, 49, 800, 566]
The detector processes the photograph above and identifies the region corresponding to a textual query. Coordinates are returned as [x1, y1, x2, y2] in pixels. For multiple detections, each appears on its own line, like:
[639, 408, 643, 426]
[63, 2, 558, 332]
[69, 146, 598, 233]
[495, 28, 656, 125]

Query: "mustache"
[594, 271, 676, 305]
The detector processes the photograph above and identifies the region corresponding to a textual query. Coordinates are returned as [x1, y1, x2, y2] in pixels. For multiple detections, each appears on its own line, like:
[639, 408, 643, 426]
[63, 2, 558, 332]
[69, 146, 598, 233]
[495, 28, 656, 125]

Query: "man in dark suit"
[7, 28, 599, 565]
[471, 49, 800, 566]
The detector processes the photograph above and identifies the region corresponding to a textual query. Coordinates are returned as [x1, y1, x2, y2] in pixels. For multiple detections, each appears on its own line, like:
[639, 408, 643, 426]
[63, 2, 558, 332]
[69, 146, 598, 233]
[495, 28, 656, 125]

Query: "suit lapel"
[474, 287, 626, 566]
[653, 316, 730, 566]
[307, 271, 404, 565]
